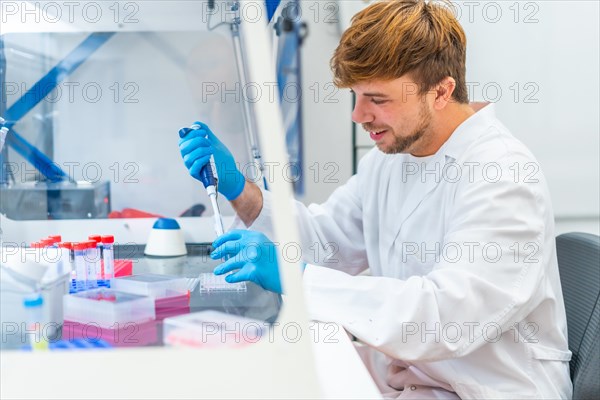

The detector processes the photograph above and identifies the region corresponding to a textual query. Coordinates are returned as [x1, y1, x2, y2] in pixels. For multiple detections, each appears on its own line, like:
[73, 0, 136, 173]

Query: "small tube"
[84, 241, 99, 289]
[101, 235, 115, 285]
[73, 242, 87, 292]
[207, 187, 225, 236]
[23, 294, 48, 351]
[58, 242, 74, 276]
[89, 235, 103, 281]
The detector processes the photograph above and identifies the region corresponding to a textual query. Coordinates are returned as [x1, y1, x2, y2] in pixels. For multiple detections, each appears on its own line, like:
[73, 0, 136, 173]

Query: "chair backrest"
[556, 232, 600, 399]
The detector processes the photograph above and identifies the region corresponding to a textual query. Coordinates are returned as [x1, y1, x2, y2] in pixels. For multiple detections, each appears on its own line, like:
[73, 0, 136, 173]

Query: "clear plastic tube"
[88, 235, 103, 281]
[101, 235, 115, 286]
[84, 241, 99, 290]
[73, 243, 87, 292]
[58, 242, 74, 276]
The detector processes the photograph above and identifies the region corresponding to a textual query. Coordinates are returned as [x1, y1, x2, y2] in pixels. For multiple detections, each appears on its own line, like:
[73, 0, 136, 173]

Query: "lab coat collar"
[438, 102, 496, 162]
[392, 103, 496, 244]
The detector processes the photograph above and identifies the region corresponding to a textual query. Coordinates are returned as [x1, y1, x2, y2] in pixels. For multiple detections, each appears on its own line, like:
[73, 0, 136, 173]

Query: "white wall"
[299, 3, 353, 205]
[314, 0, 600, 234]
[460, 1, 600, 220]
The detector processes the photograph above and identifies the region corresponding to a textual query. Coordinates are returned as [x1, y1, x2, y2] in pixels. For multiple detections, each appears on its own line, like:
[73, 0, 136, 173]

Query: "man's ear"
[433, 77, 456, 110]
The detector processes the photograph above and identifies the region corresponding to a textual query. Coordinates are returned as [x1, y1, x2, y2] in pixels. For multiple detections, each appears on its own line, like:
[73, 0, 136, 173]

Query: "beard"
[363, 102, 433, 154]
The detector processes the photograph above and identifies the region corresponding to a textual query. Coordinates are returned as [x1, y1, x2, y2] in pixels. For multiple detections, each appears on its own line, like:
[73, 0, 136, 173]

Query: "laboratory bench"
[0, 244, 381, 399]
[0, 243, 282, 351]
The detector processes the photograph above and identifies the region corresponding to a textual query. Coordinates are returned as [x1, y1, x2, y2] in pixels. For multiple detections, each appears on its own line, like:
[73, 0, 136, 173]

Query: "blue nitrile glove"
[178, 121, 245, 201]
[210, 229, 282, 294]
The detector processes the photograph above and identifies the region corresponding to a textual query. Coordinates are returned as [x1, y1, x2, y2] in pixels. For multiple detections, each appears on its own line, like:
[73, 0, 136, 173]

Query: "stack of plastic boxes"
[111, 274, 190, 319]
[63, 288, 157, 347]
[62, 273, 189, 347]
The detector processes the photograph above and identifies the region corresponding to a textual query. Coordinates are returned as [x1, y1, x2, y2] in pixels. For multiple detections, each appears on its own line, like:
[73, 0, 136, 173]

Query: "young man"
[179, 1, 572, 398]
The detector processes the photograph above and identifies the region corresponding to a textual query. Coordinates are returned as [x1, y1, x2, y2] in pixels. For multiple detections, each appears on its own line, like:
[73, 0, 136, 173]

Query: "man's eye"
[371, 99, 387, 105]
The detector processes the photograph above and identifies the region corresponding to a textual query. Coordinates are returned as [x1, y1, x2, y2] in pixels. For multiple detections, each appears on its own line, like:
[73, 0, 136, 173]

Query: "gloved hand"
[210, 229, 282, 294]
[178, 121, 245, 201]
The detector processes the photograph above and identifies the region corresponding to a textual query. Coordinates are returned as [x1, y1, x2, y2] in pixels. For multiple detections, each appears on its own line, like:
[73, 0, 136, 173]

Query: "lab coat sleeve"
[236, 175, 368, 275]
[303, 161, 550, 362]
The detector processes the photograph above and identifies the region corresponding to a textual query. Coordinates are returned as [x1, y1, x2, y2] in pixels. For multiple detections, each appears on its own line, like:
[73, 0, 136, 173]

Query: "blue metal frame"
[0, 0, 282, 186]
[276, 0, 304, 195]
[1, 32, 114, 183]
[266, 0, 282, 21]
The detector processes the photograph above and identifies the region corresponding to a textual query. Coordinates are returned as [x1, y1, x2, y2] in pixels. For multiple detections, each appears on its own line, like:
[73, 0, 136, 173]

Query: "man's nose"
[351, 99, 374, 125]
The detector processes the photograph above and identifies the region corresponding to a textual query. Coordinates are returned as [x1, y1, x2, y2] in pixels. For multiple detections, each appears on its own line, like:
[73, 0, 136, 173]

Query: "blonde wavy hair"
[331, 0, 469, 103]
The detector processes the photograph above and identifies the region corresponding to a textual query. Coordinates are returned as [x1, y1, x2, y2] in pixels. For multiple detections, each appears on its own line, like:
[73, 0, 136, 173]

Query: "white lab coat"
[246, 104, 572, 399]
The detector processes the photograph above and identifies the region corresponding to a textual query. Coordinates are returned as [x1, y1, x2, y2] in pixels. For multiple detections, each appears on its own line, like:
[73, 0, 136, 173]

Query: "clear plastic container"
[1, 251, 71, 350]
[163, 311, 265, 348]
[63, 288, 155, 329]
[111, 274, 189, 299]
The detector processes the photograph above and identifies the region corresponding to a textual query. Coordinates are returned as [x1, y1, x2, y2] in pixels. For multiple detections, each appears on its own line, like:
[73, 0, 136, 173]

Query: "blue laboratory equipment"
[50, 339, 112, 350]
[22, 339, 112, 351]
[179, 124, 225, 237]
[69, 279, 109, 294]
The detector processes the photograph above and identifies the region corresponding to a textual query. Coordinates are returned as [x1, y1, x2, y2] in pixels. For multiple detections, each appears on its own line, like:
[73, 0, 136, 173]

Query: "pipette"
[179, 124, 225, 237]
